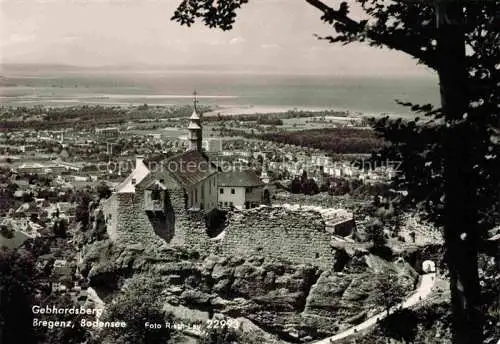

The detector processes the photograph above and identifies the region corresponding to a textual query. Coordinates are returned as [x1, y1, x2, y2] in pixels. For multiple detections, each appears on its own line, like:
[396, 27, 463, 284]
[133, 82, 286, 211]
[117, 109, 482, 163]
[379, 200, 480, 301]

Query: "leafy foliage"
[171, 0, 249, 31]
[0, 248, 36, 344]
[96, 210, 108, 237]
[374, 273, 406, 315]
[96, 182, 112, 200]
[75, 191, 93, 231]
[259, 128, 385, 154]
[256, 117, 283, 126]
[370, 110, 499, 241]
[52, 218, 69, 238]
[479, 254, 500, 342]
[353, 303, 453, 344]
[34, 294, 93, 344]
[365, 219, 387, 248]
[199, 324, 241, 344]
[289, 171, 320, 195]
[198, 322, 269, 344]
[100, 277, 174, 344]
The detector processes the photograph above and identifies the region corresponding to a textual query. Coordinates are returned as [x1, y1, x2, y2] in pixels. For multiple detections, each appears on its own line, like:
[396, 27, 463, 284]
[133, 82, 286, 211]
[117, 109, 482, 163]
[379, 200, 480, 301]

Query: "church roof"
[187, 122, 201, 130]
[190, 110, 200, 120]
[115, 160, 150, 193]
[218, 170, 264, 187]
[165, 150, 217, 188]
[145, 180, 167, 191]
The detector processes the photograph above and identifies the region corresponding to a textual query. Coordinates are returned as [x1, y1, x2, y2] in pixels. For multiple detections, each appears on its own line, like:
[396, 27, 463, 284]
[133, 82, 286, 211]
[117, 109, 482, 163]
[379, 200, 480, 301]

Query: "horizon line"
[0, 63, 437, 78]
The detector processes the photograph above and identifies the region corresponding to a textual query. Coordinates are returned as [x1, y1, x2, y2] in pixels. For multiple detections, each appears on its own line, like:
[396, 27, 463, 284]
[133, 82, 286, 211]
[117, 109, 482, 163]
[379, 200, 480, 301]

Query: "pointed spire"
[187, 89, 202, 152]
[190, 89, 200, 120]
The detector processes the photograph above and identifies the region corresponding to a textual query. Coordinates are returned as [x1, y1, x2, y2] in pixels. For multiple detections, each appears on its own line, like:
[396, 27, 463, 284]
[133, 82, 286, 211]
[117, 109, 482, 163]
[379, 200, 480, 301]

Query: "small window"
[151, 190, 161, 200]
[245, 187, 251, 193]
[231, 188, 235, 194]
[229, 202, 234, 207]
[223, 202, 228, 206]
[220, 188, 224, 194]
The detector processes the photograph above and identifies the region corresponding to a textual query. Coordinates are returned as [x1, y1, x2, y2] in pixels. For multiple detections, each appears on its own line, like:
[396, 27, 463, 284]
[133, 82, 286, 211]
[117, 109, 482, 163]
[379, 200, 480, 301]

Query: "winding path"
[313, 273, 437, 343]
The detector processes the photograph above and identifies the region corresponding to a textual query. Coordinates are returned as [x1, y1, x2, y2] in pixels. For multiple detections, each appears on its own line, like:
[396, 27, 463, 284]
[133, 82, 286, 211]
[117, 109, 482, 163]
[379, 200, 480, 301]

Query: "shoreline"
[0, 101, 413, 120]
[204, 105, 410, 119]
[204, 105, 352, 116]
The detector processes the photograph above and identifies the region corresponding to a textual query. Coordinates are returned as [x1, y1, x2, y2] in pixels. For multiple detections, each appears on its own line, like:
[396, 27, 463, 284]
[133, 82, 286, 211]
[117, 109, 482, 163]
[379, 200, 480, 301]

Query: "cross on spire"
[193, 90, 198, 111]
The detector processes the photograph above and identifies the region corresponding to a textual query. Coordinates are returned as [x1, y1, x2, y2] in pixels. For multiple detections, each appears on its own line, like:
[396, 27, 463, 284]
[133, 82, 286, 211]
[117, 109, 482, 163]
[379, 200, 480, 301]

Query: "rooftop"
[145, 179, 168, 191]
[187, 122, 201, 130]
[166, 150, 217, 188]
[189, 110, 200, 120]
[218, 170, 263, 187]
[115, 160, 150, 193]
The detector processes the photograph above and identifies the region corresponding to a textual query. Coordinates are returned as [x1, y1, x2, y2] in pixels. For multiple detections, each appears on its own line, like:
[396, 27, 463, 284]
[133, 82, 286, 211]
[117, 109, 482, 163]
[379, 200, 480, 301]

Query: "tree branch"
[306, 0, 362, 29]
[304, 0, 437, 69]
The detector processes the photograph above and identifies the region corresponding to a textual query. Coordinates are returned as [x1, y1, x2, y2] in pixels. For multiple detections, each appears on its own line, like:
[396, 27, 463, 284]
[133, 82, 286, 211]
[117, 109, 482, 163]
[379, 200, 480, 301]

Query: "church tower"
[187, 90, 202, 152]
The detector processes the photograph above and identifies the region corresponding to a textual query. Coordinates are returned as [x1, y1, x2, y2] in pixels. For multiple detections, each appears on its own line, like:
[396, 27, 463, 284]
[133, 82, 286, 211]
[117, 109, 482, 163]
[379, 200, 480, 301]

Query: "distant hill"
[1, 63, 88, 73]
[1, 62, 435, 77]
[0, 63, 273, 75]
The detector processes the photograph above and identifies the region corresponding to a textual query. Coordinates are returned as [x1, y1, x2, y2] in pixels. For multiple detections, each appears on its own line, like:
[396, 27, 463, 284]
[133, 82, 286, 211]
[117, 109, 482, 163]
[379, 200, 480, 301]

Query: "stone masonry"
[103, 188, 214, 255]
[218, 207, 333, 269]
[104, 186, 334, 269]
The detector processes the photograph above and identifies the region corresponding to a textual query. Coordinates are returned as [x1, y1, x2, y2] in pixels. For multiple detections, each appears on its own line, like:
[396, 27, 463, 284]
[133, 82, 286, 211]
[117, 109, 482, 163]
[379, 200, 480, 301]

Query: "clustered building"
[95, 127, 120, 138]
[103, 94, 267, 244]
[217, 170, 265, 209]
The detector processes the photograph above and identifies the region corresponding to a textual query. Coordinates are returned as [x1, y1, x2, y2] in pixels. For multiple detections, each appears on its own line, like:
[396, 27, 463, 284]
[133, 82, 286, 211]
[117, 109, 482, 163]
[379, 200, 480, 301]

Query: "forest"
[257, 128, 385, 154]
[0, 104, 210, 131]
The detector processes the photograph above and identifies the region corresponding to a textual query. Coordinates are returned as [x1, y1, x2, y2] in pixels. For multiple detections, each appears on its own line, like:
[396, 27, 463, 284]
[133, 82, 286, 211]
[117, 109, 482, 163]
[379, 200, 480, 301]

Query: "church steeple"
[187, 90, 202, 152]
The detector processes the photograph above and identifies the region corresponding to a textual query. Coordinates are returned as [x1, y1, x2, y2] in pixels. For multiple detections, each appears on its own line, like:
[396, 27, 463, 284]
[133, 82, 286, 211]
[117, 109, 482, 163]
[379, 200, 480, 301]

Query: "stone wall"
[106, 184, 336, 268]
[106, 182, 214, 253]
[114, 192, 167, 247]
[273, 191, 357, 210]
[219, 207, 333, 269]
[168, 188, 214, 252]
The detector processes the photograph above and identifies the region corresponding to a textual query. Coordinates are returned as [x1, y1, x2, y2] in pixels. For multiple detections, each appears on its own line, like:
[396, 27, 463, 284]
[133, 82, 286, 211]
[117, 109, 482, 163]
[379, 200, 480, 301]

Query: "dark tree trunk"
[436, 2, 483, 343]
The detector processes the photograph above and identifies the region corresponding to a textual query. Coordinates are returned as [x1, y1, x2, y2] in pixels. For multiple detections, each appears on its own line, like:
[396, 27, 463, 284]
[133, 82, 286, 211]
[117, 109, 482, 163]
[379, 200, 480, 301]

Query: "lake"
[0, 70, 440, 118]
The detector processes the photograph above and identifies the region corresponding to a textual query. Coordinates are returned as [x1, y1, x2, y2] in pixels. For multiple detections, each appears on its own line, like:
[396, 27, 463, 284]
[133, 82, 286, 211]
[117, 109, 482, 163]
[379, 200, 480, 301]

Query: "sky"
[0, 0, 436, 76]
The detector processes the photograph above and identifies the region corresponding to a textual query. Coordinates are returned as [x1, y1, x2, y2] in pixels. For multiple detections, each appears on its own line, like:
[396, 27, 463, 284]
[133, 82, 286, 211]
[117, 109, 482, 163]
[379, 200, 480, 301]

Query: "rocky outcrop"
[80, 237, 419, 342]
[298, 253, 418, 338]
[159, 255, 322, 317]
[78, 240, 200, 297]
